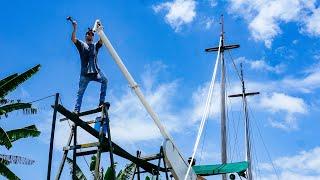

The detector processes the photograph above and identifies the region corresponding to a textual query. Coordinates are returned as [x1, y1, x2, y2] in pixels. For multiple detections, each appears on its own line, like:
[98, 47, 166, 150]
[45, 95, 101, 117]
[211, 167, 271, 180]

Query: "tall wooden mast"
[205, 15, 240, 180]
[229, 64, 259, 180]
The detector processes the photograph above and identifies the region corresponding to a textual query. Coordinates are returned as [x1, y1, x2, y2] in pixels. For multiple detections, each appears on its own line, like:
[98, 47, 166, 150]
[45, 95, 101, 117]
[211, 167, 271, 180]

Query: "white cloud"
[259, 147, 320, 179]
[302, 8, 320, 36]
[260, 92, 307, 130]
[204, 17, 214, 29]
[208, 0, 218, 7]
[109, 80, 181, 143]
[189, 82, 221, 123]
[282, 70, 320, 93]
[153, 0, 196, 32]
[260, 93, 307, 114]
[237, 57, 285, 73]
[228, 0, 320, 48]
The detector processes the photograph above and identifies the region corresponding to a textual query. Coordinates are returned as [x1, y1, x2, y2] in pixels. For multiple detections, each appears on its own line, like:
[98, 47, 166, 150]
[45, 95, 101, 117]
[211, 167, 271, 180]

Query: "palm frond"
[0, 162, 20, 180]
[0, 127, 12, 149]
[0, 102, 36, 116]
[89, 155, 96, 172]
[116, 163, 135, 180]
[0, 64, 40, 98]
[0, 74, 18, 87]
[66, 157, 87, 180]
[6, 125, 41, 143]
[0, 154, 35, 165]
[0, 156, 10, 166]
[0, 99, 16, 105]
[104, 163, 117, 180]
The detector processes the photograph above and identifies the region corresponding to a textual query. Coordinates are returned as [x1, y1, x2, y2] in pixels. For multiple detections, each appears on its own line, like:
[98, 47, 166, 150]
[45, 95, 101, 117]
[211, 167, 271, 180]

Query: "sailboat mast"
[229, 64, 260, 179]
[220, 15, 228, 180]
[240, 64, 253, 180]
[205, 14, 240, 180]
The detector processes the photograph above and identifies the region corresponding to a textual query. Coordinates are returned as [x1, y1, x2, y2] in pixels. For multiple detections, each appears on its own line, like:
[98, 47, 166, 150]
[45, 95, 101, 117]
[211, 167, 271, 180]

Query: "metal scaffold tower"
[46, 97, 171, 180]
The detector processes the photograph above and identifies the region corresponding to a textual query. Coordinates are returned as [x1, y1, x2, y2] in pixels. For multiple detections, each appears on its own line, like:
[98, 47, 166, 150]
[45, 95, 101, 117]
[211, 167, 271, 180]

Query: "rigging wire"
[199, 118, 209, 164]
[248, 103, 280, 180]
[27, 94, 56, 104]
[224, 40, 245, 162]
[249, 123, 261, 180]
[225, 61, 235, 162]
[226, 50, 242, 82]
[225, 62, 241, 162]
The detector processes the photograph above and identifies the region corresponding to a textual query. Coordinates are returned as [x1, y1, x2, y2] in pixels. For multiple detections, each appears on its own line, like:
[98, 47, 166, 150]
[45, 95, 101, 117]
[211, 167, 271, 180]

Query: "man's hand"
[72, 21, 77, 30]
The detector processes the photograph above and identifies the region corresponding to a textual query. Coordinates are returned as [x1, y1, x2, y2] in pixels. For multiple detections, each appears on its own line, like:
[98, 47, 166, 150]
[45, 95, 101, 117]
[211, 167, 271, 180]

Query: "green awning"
[192, 161, 248, 176]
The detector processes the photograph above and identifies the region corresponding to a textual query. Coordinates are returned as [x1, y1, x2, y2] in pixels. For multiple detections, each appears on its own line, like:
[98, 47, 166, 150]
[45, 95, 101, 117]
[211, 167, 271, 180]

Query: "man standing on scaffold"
[70, 20, 107, 113]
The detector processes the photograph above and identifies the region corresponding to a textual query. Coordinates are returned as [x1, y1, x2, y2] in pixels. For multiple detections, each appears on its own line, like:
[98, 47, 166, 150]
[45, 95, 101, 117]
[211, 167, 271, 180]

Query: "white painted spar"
[93, 20, 197, 180]
[184, 36, 222, 180]
[164, 140, 197, 180]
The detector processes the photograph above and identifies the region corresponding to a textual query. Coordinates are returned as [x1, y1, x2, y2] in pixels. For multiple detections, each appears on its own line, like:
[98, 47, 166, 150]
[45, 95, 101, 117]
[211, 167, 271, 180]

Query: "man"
[71, 20, 107, 113]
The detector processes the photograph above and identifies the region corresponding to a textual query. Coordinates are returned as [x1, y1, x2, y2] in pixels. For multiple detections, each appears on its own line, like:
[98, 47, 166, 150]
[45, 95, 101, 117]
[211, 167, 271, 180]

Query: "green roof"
[192, 161, 248, 176]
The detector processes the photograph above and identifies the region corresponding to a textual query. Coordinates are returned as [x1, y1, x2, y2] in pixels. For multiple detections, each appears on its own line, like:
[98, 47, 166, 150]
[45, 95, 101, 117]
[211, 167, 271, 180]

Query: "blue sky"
[1, 0, 320, 179]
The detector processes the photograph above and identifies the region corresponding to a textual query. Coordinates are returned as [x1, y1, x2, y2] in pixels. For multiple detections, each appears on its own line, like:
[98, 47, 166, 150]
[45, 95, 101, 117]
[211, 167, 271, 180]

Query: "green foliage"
[66, 157, 88, 180]
[145, 176, 151, 180]
[0, 74, 18, 88]
[104, 163, 117, 180]
[0, 64, 41, 180]
[0, 127, 12, 149]
[0, 162, 20, 180]
[0, 102, 36, 116]
[116, 163, 135, 180]
[6, 125, 40, 144]
[0, 64, 40, 98]
[90, 155, 96, 171]
[0, 154, 35, 165]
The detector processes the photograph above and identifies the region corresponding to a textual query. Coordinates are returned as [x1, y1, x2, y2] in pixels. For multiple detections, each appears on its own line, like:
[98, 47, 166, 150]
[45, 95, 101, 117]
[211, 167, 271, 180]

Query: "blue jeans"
[74, 71, 107, 112]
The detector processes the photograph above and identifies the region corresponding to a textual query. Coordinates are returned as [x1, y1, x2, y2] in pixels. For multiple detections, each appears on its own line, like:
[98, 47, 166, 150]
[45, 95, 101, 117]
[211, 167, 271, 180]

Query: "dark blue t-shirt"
[74, 39, 103, 76]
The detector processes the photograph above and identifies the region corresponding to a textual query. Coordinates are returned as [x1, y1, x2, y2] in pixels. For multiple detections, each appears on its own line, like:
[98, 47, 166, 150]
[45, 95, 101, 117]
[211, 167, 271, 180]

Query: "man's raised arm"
[71, 21, 77, 43]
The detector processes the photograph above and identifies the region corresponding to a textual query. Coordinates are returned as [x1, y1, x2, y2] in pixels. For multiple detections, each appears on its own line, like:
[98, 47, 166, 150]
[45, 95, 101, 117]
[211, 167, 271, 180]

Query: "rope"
[199, 119, 208, 164]
[226, 65, 236, 162]
[27, 94, 56, 104]
[227, 50, 242, 82]
[248, 104, 280, 180]
[184, 36, 222, 180]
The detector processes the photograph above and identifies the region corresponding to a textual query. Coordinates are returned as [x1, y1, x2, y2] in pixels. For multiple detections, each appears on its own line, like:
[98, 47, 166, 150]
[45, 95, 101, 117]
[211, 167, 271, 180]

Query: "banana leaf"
[0, 102, 34, 116]
[66, 157, 87, 180]
[0, 154, 35, 165]
[104, 164, 117, 180]
[0, 64, 40, 98]
[0, 74, 18, 87]
[116, 163, 135, 180]
[89, 155, 96, 171]
[6, 125, 41, 143]
[0, 162, 20, 180]
[0, 109, 5, 116]
[0, 98, 15, 105]
[0, 127, 12, 149]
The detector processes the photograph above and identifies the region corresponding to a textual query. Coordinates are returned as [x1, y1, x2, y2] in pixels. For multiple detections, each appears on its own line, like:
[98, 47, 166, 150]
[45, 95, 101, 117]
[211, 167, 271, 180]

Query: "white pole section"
[184, 36, 222, 180]
[93, 20, 199, 179]
[93, 20, 173, 141]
